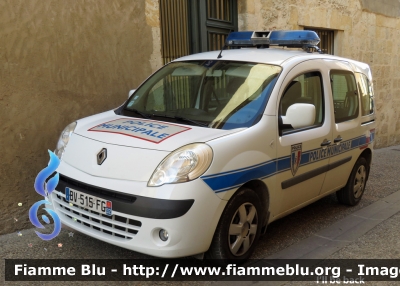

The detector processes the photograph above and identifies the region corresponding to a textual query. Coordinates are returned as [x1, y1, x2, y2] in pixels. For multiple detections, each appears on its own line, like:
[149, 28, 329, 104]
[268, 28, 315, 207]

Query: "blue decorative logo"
[290, 143, 302, 176]
[29, 150, 62, 240]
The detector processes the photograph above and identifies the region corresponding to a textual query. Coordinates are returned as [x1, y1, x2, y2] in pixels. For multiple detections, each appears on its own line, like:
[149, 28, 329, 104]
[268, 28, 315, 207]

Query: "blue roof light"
[225, 31, 255, 47]
[225, 30, 321, 51]
[269, 30, 320, 46]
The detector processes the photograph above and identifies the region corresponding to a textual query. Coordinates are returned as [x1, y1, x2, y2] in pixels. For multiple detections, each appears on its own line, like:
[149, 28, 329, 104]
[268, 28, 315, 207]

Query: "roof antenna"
[217, 30, 234, 59]
[217, 45, 227, 59]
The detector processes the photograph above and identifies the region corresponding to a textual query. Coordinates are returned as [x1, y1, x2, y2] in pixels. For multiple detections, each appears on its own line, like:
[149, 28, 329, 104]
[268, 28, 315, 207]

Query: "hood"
[73, 110, 242, 151]
[61, 110, 243, 182]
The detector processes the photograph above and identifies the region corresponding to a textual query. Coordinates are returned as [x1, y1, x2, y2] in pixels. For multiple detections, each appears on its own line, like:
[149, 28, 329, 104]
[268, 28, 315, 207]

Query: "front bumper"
[57, 175, 195, 219]
[48, 173, 226, 258]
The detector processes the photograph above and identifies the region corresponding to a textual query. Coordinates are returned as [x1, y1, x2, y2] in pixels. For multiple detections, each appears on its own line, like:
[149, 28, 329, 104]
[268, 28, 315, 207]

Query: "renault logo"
[97, 148, 107, 165]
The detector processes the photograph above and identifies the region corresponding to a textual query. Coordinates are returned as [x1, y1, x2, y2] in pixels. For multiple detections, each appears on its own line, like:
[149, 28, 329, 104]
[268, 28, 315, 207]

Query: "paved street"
[1, 145, 400, 285]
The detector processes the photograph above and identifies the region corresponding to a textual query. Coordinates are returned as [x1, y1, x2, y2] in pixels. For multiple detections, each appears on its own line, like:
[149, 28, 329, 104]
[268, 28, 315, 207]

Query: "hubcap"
[354, 165, 366, 198]
[228, 203, 258, 256]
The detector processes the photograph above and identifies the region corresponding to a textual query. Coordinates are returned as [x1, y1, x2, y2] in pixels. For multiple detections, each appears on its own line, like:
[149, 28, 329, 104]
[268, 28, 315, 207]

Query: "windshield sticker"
[88, 118, 191, 143]
[203, 60, 217, 68]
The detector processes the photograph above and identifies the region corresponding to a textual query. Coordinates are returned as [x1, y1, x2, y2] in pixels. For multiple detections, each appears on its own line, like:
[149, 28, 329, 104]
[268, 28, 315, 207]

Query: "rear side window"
[355, 73, 374, 116]
[330, 70, 359, 123]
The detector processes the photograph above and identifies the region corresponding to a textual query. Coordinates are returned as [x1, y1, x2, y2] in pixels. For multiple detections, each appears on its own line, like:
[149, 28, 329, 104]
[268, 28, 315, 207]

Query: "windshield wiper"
[149, 114, 208, 127]
[129, 109, 152, 119]
[173, 116, 209, 127]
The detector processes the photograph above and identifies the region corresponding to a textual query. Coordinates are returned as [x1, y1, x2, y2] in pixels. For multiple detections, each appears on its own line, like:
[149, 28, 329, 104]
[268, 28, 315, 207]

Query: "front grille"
[53, 192, 141, 240]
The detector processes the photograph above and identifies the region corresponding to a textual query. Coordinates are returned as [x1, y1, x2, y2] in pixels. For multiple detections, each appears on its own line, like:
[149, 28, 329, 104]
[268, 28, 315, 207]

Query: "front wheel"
[336, 157, 368, 206]
[207, 188, 262, 263]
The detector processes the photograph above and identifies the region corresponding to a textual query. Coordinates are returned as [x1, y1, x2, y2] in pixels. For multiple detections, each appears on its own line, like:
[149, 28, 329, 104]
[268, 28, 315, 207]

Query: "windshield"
[121, 60, 282, 130]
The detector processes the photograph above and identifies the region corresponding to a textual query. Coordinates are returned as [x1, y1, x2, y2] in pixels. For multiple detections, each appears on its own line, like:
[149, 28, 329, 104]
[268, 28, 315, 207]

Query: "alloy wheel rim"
[228, 202, 258, 256]
[354, 165, 366, 198]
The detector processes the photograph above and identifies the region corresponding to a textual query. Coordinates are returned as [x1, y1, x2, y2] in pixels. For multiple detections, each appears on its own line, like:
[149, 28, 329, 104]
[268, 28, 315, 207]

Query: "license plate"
[65, 187, 112, 216]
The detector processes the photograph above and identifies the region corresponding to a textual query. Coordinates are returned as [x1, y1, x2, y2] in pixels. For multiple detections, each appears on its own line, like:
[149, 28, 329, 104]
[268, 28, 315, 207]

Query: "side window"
[330, 70, 359, 122]
[280, 71, 324, 132]
[355, 73, 374, 116]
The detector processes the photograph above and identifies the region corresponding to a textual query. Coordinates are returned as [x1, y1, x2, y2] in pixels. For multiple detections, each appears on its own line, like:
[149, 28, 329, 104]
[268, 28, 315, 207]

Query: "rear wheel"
[207, 188, 262, 263]
[336, 157, 368, 206]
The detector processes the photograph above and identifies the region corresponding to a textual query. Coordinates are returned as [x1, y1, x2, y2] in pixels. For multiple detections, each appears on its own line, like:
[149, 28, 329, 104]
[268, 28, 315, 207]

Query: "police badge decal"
[291, 143, 302, 176]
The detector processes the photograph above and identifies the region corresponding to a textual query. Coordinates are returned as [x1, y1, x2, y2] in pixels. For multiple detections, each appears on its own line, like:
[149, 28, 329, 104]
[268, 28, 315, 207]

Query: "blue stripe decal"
[202, 134, 373, 193]
[203, 160, 277, 192]
[277, 157, 290, 172]
[202, 159, 279, 179]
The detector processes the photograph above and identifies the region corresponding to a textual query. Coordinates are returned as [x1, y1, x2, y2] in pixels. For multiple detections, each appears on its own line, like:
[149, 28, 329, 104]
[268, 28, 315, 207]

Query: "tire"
[336, 157, 368, 206]
[207, 188, 262, 264]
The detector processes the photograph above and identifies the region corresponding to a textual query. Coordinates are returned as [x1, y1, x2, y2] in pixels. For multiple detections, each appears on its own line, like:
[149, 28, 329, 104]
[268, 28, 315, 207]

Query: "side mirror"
[128, 89, 136, 98]
[281, 103, 315, 129]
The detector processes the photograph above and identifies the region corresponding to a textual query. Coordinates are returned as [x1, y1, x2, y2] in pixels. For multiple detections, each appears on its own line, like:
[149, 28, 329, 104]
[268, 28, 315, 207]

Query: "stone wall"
[238, 0, 400, 148]
[360, 0, 400, 18]
[0, 0, 162, 235]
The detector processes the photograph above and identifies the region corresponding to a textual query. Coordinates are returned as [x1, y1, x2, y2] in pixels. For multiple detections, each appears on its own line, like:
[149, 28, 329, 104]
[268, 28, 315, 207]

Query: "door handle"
[334, 136, 343, 143]
[320, 139, 331, 147]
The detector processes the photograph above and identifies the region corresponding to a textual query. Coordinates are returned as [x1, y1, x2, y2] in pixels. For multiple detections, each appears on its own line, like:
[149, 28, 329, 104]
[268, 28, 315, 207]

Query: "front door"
[275, 60, 333, 216]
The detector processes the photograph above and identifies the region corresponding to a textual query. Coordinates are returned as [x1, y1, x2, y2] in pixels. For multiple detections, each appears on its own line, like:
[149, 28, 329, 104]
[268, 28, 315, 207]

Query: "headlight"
[55, 122, 77, 159]
[148, 143, 213, 187]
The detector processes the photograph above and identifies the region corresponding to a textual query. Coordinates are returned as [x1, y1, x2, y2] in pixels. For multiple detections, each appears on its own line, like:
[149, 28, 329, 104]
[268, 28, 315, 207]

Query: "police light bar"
[225, 31, 255, 47]
[226, 30, 320, 49]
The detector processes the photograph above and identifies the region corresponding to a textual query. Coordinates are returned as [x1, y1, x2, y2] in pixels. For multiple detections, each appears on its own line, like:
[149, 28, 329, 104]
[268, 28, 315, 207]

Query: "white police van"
[50, 30, 376, 262]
